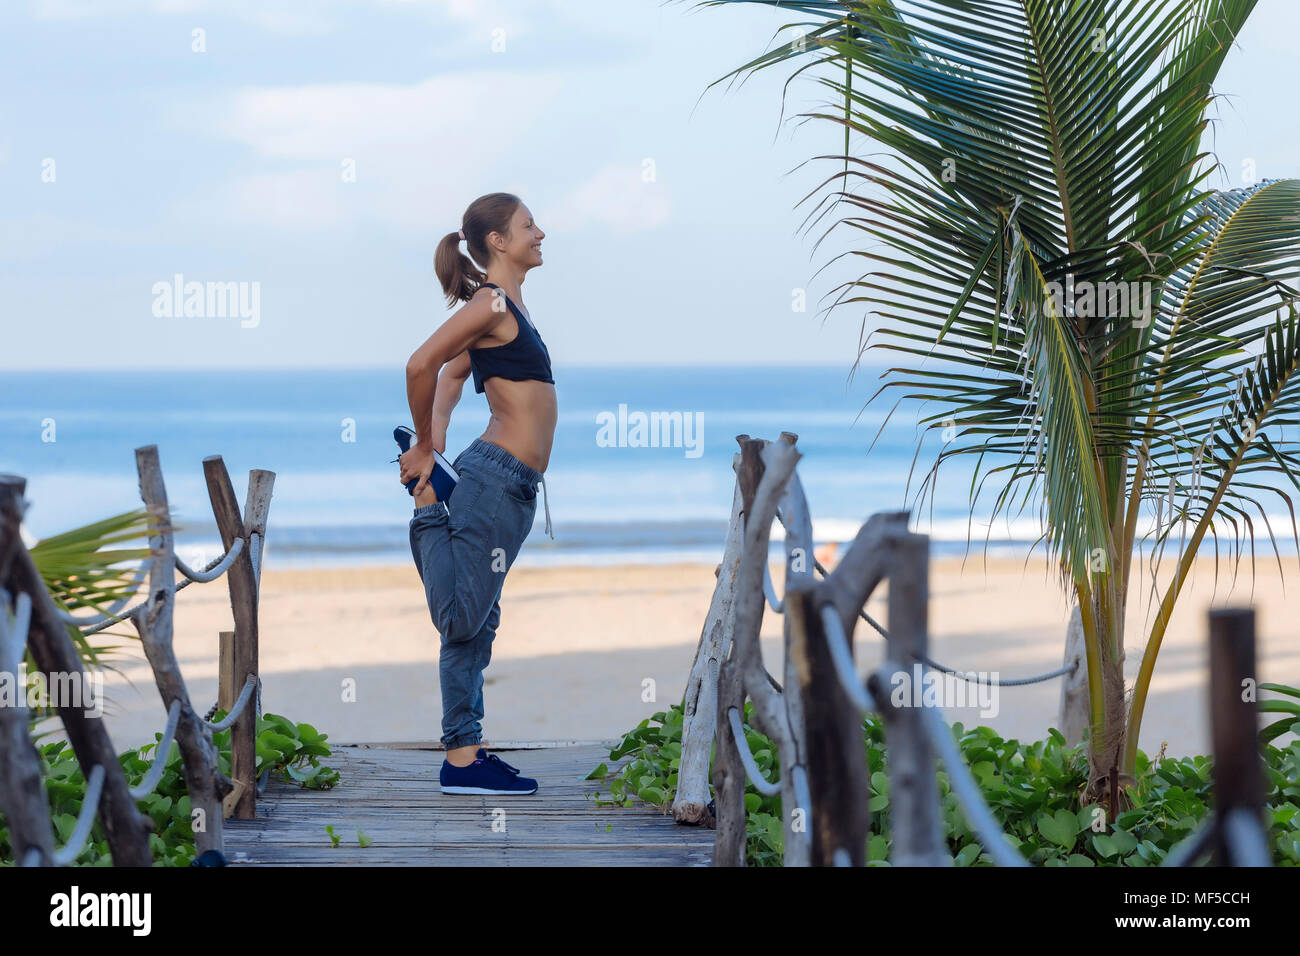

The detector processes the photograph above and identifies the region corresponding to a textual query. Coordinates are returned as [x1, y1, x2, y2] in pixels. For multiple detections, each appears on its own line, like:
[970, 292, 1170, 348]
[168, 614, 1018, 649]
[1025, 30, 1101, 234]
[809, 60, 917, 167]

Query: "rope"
[175, 537, 243, 583]
[206, 675, 259, 732]
[811, 558, 1077, 687]
[1219, 807, 1272, 867]
[762, 564, 784, 613]
[50, 764, 105, 866]
[128, 700, 182, 799]
[915, 699, 1028, 867]
[1160, 815, 1216, 867]
[53, 563, 151, 628]
[920, 655, 1076, 686]
[81, 541, 247, 635]
[726, 706, 781, 796]
[0, 589, 33, 662]
[818, 603, 872, 711]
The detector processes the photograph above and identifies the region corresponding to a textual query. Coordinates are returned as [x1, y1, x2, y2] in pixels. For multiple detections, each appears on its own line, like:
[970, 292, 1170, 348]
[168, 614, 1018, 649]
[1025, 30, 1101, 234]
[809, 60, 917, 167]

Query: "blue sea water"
[0, 365, 1086, 568]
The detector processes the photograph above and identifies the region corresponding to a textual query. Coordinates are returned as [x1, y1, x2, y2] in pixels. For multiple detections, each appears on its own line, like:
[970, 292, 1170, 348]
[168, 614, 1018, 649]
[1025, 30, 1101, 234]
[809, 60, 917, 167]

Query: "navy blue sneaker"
[393, 426, 459, 501]
[439, 748, 538, 795]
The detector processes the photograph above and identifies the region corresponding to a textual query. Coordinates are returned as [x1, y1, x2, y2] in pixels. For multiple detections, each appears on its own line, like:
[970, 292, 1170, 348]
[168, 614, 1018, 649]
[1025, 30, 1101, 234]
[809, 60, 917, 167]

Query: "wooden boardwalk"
[223, 743, 714, 866]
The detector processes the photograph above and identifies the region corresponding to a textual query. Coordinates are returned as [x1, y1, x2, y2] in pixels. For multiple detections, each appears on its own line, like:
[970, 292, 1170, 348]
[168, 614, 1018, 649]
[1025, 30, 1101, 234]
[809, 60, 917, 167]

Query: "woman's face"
[494, 203, 545, 269]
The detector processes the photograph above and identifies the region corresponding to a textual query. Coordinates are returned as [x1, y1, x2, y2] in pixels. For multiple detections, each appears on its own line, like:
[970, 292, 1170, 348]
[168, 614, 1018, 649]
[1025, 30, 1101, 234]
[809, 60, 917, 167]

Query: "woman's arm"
[401, 290, 500, 495]
[428, 351, 472, 453]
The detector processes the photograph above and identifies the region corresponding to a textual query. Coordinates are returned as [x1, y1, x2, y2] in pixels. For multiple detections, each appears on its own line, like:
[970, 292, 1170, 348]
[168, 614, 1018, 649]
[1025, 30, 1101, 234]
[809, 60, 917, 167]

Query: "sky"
[1, 0, 1297, 371]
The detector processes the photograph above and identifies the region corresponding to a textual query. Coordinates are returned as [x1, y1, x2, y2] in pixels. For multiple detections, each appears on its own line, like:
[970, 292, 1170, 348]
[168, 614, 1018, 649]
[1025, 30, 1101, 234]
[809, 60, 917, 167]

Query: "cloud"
[172, 71, 567, 232]
[547, 163, 673, 235]
[0, 213, 140, 259]
[32, 0, 351, 33]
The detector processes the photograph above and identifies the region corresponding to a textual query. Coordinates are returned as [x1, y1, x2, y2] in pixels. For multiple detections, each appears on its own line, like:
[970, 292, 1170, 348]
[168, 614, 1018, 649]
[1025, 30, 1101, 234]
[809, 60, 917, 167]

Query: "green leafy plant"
[594, 704, 1300, 866]
[1259, 682, 1300, 744]
[0, 711, 338, 866]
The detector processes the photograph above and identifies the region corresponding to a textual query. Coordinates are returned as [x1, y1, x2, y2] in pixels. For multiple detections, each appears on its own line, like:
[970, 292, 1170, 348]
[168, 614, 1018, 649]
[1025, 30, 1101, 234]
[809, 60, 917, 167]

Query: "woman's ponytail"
[433, 192, 522, 308]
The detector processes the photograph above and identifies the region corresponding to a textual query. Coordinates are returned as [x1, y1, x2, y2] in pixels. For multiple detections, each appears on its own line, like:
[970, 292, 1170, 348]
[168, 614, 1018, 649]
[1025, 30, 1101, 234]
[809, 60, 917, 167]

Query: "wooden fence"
[0, 445, 273, 866]
[674, 433, 1274, 867]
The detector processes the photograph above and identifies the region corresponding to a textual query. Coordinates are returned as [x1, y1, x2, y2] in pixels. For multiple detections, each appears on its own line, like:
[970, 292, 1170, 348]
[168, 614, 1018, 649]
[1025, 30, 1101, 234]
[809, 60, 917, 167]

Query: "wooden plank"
[226, 846, 712, 867]
[222, 744, 712, 866]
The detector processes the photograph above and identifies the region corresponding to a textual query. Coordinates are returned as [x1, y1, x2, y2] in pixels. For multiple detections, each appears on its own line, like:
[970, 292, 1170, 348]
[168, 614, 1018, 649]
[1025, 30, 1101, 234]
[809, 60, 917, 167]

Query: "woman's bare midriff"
[478, 376, 557, 474]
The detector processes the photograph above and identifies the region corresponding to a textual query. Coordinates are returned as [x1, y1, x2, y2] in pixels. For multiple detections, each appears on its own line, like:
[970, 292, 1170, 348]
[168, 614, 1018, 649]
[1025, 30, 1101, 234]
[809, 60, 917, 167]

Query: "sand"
[81, 555, 1300, 758]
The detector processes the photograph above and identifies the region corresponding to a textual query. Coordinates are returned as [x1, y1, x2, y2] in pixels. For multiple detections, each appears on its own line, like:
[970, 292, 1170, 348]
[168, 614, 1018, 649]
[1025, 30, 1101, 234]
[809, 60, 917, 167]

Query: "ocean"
[0, 365, 1201, 569]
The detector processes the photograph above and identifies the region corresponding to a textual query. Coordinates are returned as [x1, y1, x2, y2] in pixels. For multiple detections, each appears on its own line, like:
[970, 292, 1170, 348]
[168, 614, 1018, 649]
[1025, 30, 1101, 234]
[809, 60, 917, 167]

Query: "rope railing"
[0, 590, 32, 660]
[1159, 815, 1216, 867]
[53, 564, 152, 628]
[914, 695, 1028, 867]
[80, 538, 250, 636]
[818, 602, 871, 712]
[809, 546, 1078, 687]
[762, 564, 783, 614]
[0, 452, 274, 866]
[725, 706, 781, 796]
[50, 765, 105, 867]
[697, 434, 1270, 869]
[207, 674, 259, 732]
[176, 536, 244, 583]
[3, 579, 228, 865]
[128, 699, 182, 800]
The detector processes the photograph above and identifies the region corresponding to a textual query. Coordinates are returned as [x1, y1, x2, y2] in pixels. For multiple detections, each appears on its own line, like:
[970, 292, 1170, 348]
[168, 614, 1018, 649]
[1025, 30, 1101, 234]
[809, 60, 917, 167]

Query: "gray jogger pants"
[408, 437, 542, 749]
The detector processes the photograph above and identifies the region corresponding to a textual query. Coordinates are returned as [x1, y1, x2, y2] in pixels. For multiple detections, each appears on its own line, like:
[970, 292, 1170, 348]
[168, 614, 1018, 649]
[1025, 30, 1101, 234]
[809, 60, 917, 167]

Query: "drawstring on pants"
[538, 475, 553, 540]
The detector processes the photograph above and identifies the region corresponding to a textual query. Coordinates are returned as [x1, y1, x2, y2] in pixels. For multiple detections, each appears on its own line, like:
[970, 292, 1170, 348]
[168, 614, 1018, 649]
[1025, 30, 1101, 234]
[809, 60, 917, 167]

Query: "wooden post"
[712, 651, 748, 866]
[796, 510, 910, 865]
[881, 532, 947, 866]
[789, 581, 870, 865]
[773, 433, 812, 867]
[1058, 606, 1089, 746]
[218, 630, 237, 711]
[0, 477, 153, 866]
[0, 476, 57, 866]
[204, 455, 260, 819]
[133, 446, 232, 855]
[721, 435, 807, 865]
[1208, 608, 1271, 866]
[711, 436, 765, 865]
[674, 459, 745, 824]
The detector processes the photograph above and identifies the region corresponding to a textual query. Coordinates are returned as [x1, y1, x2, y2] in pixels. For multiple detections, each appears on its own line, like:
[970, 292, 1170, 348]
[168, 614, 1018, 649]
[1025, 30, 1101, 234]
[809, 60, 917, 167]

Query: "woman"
[398, 192, 556, 796]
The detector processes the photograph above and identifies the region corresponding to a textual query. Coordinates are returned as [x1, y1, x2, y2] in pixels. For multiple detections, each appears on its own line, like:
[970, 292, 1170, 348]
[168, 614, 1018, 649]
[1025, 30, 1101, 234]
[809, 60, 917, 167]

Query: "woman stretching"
[399, 192, 555, 796]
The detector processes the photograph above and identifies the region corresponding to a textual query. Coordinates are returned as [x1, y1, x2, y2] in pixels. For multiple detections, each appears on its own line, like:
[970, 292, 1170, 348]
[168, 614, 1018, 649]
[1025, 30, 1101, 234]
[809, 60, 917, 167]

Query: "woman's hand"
[399, 443, 436, 498]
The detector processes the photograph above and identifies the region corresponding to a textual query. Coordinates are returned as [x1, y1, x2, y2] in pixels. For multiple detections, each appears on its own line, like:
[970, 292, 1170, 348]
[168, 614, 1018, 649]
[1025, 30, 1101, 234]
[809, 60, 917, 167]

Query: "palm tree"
[704, 0, 1300, 804]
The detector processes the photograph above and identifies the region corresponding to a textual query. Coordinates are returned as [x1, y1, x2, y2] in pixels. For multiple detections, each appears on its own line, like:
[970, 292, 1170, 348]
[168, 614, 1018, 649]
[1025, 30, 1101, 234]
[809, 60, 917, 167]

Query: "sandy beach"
[81, 554, 1300, 759]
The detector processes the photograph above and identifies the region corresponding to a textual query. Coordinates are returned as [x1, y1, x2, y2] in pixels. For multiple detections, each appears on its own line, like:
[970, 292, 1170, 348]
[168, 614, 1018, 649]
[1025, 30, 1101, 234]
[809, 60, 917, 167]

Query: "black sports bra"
[468, 282, 554, 394]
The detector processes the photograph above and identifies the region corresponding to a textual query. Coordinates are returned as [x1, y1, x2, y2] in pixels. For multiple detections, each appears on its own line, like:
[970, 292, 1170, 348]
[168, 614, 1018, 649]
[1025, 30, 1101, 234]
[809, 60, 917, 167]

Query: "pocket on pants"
[448, 467, 489, 521]
[504, 479, 538, 503]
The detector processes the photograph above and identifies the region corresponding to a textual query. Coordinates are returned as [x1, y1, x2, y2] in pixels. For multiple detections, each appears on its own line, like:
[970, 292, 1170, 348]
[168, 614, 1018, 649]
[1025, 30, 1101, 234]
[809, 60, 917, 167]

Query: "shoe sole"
[394, 426, 460, 498]
[439, 785, 538, 795]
